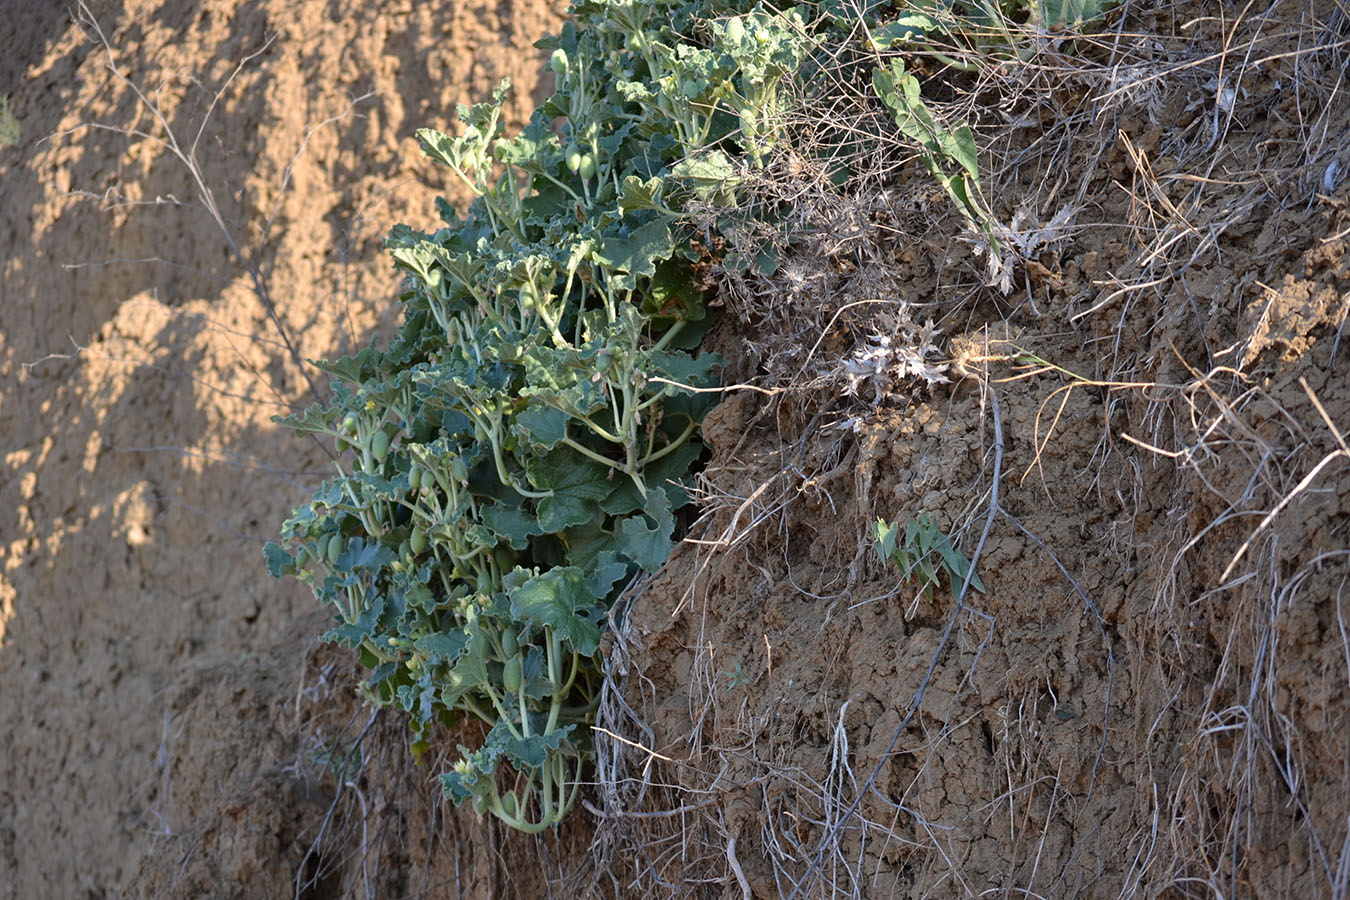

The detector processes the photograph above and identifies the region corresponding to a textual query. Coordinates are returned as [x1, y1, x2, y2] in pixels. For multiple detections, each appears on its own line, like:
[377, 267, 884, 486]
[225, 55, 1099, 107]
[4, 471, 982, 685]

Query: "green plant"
[266, 0, 816, 833]
[0, 94, 20, 148]
[725, 660, 749, 691]
[871, 59, 993, 249]
[873, 513, 985, 601]
[867, 0, 1118, 65]
[866, 0, 1117, 270]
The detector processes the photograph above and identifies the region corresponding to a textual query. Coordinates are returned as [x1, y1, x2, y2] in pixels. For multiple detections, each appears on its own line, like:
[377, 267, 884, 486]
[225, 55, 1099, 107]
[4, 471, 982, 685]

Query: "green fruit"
[409, 465, 423, 491]
[494, 547, 515, 574]
[410, 527, 428, 554]
[294, 545, 310, 567]
[326, 534, 343, 565]
[342, 413, 359, 435]
[500, 790, 517, 817]
[725, 16, 745, 43]
[578, 154, 596, 180]
[549, 48, 568, 75]
[503, 655, 523, 693]
[398, 538, 411, 559]
[565, 146, 582, 173]
[501, 626, 519, 657]
[450, 457, 469, 483]
[371, 430, 391, 462]
[473, 796, 488, 815]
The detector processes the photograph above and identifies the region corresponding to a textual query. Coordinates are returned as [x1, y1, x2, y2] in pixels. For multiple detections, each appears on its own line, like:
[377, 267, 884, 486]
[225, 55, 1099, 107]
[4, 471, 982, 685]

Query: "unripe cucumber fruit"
[503, 655, 523, 693]
[371, 430, 391, 462]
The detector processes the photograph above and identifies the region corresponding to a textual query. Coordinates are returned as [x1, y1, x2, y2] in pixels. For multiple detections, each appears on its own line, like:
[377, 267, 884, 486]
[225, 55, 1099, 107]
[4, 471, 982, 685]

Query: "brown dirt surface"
[2, 0, 1348, 899]
[0, 0, 563, 896]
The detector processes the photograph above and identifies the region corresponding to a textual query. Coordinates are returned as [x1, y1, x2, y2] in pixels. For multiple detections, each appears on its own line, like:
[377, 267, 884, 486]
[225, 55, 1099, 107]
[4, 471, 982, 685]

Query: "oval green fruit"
[342, 413, 359, 435]
[503, 655, 523, 693]
[549, 48, 568, 75]
[500, 790, 518, 817]
[408, 465, 423, 492]
[450, 457, 469, 483]
[410, 526, 428, 554]
[326, 534, 342, 565]
[500, 626, 518, 657]
[578, 154, 596, 180]
[371, 430, 391, 462]
[565, 146, 582, 173]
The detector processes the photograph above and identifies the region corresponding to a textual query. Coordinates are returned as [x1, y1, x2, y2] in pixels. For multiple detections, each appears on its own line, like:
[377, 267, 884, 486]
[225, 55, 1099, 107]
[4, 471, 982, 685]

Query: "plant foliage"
[874, 513, 986, 601]
[265, 0, 818, 832]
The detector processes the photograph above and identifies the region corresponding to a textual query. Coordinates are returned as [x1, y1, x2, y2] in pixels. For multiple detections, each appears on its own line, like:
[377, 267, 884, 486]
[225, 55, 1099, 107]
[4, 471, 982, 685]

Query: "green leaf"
[415, 631, 470, 661]
[936, 539, 986, 593]
[593, 218, 676, 291]
[310, 342, 385, 387]
[441, 619, 491, 707]
[874, 517, 899, 562]
[647, 349, 722, 388]
[514, 404, 570, 450]
[618, 175, 668, 215]
[940, 125, 980, 183]
[507, 566, 605, 656]
[275, 402, 335, 438]
[670, 150, 739, 201]
[367, 661, 398, 687]
[616, 488, 674, 572]
[503, 724, 576, 770]
[526, 448, 617, 532]
[263, 541, 293, 578]
[325, 595, 385, 647]
[1033, 0, 1116, 29]
[481, 500, 544, 550]
[871, 14, 942, 49]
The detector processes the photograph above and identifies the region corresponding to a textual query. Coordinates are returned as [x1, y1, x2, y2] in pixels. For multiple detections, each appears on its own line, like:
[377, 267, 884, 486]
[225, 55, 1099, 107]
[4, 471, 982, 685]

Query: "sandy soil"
[2, 1, 1347, 898]
[0, 0, 562, 895]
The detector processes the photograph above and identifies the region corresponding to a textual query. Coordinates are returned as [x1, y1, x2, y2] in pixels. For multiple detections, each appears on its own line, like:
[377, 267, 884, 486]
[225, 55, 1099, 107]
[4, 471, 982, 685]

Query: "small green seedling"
[725, 661, 750, 692]
[874, 513, 985, 601]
